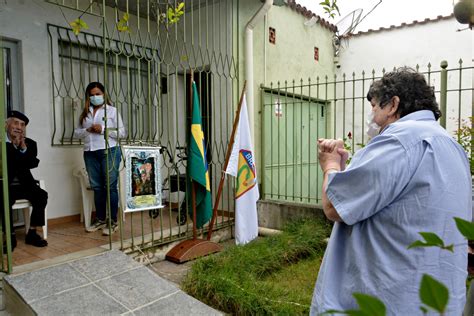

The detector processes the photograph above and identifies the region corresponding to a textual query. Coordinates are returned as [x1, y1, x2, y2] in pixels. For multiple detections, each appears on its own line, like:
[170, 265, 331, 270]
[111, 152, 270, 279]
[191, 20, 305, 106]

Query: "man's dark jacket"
[6, 138, 40, 186]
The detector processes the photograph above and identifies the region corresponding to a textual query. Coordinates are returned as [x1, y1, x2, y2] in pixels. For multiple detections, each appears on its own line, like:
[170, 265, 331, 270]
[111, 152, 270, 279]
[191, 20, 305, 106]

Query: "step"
[3, 250, 222, 315]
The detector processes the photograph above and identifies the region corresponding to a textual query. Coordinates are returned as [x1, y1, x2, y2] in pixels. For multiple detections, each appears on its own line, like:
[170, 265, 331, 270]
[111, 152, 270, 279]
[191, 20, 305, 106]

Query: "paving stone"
[29, 284, 129, 315]
[133, 291, 223, 315]
[5, 250, 221, 315]
[69, 250, 141, 281]
[4, 264, 89, 303]
[96, 266, 178, 310]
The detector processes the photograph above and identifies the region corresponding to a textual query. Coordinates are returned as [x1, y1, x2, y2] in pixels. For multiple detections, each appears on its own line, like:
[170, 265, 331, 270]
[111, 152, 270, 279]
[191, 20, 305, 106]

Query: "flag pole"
[207, 81, 247, 241]
[192, 181, 197, 240]
[165, 70, 223, 263]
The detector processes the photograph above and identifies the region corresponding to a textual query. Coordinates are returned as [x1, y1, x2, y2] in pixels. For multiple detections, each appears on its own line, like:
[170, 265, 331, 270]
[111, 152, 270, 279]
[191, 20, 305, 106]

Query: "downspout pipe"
[245, 0, 273, 146]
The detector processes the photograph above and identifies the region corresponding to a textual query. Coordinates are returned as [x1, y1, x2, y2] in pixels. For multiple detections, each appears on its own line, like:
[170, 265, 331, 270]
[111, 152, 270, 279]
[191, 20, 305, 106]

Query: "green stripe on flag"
[187, 82, 212, 228]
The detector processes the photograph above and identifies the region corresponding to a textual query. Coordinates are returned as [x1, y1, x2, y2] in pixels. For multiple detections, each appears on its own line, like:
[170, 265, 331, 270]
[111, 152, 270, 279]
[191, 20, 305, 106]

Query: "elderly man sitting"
[4, 110, 48, 250]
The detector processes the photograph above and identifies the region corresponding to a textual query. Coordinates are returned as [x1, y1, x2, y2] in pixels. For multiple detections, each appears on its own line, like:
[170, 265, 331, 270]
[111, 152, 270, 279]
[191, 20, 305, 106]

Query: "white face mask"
[90, 95, 104, 106]
[366, 111, 381, 139]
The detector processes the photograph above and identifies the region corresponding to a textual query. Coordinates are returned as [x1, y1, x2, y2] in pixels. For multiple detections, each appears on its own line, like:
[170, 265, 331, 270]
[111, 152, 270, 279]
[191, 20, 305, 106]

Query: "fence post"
[440, 60, 448, 128]
[0, 38, 13, 273]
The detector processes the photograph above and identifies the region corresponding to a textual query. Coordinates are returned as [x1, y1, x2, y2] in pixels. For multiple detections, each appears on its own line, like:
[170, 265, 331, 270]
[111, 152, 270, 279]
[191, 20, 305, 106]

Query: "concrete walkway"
[3, 250, 222, 315]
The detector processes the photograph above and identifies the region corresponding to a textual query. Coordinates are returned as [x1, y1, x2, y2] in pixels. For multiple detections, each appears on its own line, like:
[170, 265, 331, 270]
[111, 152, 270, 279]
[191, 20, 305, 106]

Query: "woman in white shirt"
[74, 82, 126, 235]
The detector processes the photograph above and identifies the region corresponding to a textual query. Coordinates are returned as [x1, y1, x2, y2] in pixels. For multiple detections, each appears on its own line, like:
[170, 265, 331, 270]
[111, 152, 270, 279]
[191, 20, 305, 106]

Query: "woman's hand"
[86, 124, 103, 134]
[317, 139, 349, 172]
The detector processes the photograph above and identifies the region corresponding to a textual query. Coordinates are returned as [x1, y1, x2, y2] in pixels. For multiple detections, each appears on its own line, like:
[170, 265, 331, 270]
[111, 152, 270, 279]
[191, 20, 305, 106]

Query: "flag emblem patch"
[236, 149, 256, 198]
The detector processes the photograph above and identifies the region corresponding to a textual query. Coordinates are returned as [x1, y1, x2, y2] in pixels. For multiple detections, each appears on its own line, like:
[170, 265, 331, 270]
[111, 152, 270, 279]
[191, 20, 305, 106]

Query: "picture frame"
[123, 146, 164, 212]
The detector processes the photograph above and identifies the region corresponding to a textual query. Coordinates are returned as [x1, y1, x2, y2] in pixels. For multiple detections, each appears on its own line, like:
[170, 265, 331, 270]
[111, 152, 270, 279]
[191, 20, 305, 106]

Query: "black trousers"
[9, 182, 48, 228]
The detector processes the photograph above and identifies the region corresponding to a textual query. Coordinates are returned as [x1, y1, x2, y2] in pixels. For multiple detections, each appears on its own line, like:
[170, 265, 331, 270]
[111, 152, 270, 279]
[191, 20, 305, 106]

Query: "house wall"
[336, 17, 473, 139]
[237, 1, 336, 173]
[338, 17, 472, 75]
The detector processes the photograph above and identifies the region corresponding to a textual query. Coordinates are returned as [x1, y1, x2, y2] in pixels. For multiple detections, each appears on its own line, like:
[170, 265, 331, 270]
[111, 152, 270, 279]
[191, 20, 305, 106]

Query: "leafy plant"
[168, 2, 185, 24]
[323, 293, 386, 316]
[407, 232, 454, 252]
[116, 12, 130, 33]
[454, 217, 474, 240]
[69, 18, 89, 36]
[319, 0, 340, 19]
[160, 2, 185, 26]
[419, 275, 449, 314]
[59, 1, 95, 36]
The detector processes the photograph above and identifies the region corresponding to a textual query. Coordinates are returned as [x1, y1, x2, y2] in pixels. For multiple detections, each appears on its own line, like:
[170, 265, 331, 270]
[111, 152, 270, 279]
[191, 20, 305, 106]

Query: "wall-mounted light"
[304, 16, 319, 27]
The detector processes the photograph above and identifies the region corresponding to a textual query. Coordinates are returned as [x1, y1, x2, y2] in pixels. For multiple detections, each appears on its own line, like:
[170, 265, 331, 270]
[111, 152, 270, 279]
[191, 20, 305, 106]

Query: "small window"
[269, 27, 276, 44]
[314, 47, 319, 62]
[2, 40, 22, 113]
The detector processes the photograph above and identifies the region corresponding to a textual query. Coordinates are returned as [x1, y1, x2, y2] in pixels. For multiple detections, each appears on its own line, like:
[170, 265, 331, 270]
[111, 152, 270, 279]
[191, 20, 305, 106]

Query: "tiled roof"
[348, 14, 455, 37]
[287, 0, 338, 32]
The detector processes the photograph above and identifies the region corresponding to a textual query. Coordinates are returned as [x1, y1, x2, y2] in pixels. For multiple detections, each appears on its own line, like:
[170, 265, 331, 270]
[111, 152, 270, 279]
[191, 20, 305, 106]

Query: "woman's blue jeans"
[84, 146, 122, 222]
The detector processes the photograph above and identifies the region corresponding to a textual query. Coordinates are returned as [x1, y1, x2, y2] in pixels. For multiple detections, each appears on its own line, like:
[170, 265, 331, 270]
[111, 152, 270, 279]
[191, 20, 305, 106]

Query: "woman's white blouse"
[74, 104, 126, 151]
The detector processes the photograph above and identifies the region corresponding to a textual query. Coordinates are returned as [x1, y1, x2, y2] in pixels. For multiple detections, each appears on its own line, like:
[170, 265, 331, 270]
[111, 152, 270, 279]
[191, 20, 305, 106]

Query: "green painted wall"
[237, 1, 336, 194]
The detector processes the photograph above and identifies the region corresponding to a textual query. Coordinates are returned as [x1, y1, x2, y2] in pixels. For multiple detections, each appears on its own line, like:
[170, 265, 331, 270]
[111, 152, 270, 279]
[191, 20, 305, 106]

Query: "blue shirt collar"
[398, 110, 436, 122]
[380, 110, 436, 134]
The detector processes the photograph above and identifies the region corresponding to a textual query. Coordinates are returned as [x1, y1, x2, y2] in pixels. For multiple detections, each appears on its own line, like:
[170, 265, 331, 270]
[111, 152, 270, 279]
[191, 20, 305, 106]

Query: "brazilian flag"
[187, 82, 212, 228]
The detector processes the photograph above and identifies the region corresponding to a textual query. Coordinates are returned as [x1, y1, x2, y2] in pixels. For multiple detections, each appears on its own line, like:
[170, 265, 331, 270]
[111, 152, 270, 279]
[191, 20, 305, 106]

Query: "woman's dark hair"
[79, 82, 111, 124]
[367, 67, 441, 120]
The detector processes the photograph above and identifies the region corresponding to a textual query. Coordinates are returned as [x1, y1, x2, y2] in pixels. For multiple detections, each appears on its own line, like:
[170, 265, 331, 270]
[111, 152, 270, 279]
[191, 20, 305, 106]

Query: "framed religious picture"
[123, 146, 164, 212]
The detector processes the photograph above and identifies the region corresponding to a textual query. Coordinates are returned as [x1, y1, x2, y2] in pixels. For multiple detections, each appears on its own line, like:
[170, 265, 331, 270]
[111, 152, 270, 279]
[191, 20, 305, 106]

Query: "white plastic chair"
[73, 166, 94, 228]
[11, 180, 48, 239]
[73, 166, 126, 228]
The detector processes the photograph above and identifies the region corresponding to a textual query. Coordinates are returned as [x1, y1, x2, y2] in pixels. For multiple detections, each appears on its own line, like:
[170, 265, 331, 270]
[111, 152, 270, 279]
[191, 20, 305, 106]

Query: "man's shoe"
[25, 229, 48, 247]
[86, 219, 107, 232]
[102, 221, 118, 236]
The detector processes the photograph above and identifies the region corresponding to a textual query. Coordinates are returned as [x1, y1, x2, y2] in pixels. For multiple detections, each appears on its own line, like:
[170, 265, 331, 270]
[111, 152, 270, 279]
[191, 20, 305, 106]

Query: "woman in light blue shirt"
[312, 68, 471, 315]
[74, 82, 126, 235]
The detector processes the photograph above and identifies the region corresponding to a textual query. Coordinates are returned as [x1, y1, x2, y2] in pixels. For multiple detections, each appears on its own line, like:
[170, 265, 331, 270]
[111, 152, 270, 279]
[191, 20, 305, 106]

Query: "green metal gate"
[262, 86, 327, 204]
[43, 0, 239, 255]
[262, 62, 474, 205]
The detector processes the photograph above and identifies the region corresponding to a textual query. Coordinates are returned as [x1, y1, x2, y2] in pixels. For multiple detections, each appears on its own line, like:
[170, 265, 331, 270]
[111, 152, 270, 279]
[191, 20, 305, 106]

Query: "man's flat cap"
[8, 110, 29, 125]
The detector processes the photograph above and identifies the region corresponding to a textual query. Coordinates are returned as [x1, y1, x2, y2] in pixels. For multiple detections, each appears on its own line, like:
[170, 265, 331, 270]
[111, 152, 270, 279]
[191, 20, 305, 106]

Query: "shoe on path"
[86, 219, 107, 232]
[102, 221, 118, 236]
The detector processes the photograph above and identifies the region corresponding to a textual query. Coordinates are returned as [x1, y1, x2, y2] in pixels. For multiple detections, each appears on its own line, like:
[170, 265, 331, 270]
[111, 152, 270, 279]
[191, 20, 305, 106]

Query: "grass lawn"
[182, 218, 331, 315]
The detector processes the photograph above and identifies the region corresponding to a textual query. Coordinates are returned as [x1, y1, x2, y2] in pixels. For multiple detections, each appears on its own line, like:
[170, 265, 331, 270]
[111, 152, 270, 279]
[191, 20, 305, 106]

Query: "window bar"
[299, 78, 304, 201]
[361, 71, 366, 146]
[307, 78, 312, 203]
[458, 59, 463, 134]
[316, 75, 320, 202]
[332, 74, 336, 139]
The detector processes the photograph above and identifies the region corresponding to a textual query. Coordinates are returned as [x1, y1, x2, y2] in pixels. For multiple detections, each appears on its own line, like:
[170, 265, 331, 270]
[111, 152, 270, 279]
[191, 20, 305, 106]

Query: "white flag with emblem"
[225, 95, 259, 245]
